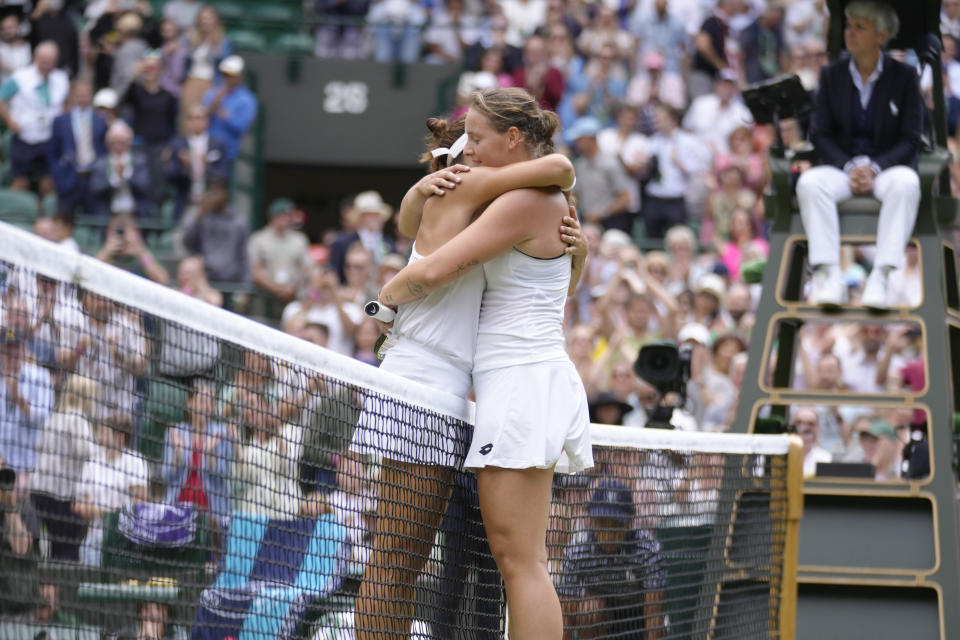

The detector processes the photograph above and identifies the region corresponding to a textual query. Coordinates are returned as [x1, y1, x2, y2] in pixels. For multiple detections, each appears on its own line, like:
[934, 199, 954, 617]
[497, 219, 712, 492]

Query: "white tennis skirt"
[350, 339, 473, 468]
[466, 359, 594, 473]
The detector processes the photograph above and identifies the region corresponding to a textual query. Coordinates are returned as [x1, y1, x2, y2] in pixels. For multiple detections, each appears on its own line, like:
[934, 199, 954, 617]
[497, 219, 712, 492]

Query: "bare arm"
[397, 154, 575, 239]
[397, 164, 471, 238]
[380, 190, 549, 306]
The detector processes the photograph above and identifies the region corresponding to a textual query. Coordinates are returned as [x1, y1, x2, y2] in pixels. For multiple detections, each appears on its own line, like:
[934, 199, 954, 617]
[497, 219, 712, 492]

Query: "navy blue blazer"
[47, 111, 108, 193]
[165, 135, 229, 220]
[810, 54, 923, 171]
[89, 151, 155, 219]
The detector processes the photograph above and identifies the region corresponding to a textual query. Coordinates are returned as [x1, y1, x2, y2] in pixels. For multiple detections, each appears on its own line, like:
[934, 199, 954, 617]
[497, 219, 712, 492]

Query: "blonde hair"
[469, 87, 560, 158]
[190, 5, 225, 49]
[58, 375, 97, 418]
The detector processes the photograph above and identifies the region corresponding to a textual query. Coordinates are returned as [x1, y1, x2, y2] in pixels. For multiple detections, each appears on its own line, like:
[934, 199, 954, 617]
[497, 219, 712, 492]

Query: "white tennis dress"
[466, 249, 593, 473]
[351, 243, 483, 467]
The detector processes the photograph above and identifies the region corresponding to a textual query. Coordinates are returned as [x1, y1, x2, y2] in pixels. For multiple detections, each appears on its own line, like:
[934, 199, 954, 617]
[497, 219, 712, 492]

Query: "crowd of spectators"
[0, 0, 258, 247]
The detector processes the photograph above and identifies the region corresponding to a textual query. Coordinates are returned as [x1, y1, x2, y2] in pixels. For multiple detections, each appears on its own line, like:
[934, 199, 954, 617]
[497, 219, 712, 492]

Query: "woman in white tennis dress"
[351, 115, 584, 639]
[378, 87, 593, 640]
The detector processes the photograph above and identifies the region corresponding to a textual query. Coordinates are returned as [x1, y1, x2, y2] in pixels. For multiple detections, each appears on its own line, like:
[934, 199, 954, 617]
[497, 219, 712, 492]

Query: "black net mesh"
[0, 231, 792, 640]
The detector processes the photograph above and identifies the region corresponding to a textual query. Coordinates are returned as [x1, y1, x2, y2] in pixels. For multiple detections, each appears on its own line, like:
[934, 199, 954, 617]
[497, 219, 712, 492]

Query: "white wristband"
[561, 175, 576, 193]
[365, 300, 396, 323]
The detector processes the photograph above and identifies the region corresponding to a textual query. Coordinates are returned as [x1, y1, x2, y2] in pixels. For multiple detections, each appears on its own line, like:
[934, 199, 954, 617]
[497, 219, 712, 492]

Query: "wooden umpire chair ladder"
[730, 1, 960, 638]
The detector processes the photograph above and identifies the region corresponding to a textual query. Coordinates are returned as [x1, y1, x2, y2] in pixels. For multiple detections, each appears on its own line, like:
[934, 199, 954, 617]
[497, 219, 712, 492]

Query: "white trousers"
[796, 164, 920, 269]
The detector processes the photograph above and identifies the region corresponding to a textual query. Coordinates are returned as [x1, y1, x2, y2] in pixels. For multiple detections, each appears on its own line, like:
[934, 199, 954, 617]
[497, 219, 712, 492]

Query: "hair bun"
[426, 117, 450, 137]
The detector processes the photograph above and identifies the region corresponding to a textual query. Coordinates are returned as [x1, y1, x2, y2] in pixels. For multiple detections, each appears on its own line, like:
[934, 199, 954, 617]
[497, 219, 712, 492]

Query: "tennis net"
[0, 220, 802, 639]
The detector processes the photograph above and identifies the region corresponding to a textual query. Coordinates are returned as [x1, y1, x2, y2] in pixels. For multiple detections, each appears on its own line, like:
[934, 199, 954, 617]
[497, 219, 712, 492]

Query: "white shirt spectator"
[839, 349, 905, 395]
[597, 126, 648, 213]
[784, 0, 828, 51]
[0, 38, 30, 85]
[423, 4, 481, 63]
[59, 309, 146, 422]
[500, 0, 547, 47]
[281, 300, 363, 357]
[803, 445, 833, 477]
[77, 448, 148, 566]
[682, 92, 753, 155]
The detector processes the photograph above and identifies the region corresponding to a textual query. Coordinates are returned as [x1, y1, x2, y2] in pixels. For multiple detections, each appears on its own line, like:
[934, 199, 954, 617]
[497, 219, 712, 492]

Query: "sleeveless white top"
[474, 249, 571, 373]
[391, 242, 485, 372]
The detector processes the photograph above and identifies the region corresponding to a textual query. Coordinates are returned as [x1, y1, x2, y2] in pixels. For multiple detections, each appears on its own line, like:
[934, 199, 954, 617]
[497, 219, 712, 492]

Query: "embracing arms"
[396, 153, 575, 238]
[381, 190, 548, 307]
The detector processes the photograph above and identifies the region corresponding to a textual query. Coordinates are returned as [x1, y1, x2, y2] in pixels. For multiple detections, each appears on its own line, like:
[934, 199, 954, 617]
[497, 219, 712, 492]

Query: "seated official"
[559, 479, 667, 639]
[796, 0, 922, 310]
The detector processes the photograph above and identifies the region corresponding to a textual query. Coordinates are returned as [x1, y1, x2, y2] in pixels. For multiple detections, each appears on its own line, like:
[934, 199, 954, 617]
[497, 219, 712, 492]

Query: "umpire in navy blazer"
[796, 0, 922, 310]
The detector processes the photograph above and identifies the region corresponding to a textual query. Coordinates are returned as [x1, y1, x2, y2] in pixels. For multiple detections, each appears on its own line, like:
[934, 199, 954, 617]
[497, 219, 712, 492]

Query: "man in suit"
[47, 79, 107, 215]
[89, 120, 154, 219]
[797, 0, 922, 309]
[166, 104, 228, 221]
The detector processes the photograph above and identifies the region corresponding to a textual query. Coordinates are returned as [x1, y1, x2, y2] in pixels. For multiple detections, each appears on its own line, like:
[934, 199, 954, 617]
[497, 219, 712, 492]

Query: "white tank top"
[391, 242, 485, 372]
[473, 249, 571, 373]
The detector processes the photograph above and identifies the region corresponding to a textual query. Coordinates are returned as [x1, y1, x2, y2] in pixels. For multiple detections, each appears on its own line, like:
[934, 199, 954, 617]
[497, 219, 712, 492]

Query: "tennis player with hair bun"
[352, 109, 586, 639]
[378, 87, 594, 640]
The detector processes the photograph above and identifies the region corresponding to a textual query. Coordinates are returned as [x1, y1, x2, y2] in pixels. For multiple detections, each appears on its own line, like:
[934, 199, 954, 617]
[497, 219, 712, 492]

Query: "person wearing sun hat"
[202, 54, 257, 165]
[328, 190, 398, 282]
[249, 197, 312, 316]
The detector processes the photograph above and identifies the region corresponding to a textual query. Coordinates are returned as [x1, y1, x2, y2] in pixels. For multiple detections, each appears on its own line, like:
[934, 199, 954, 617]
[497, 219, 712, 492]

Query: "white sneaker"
[861, 268, 889, 310]
[808, 265, 844, 307]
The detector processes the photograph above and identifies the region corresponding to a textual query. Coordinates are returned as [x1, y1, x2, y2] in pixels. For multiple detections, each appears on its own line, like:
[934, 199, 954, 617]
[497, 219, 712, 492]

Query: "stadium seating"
[272, 32, 316, 57]
[0, 187, 39, 223]
[228, 29, 269, 54]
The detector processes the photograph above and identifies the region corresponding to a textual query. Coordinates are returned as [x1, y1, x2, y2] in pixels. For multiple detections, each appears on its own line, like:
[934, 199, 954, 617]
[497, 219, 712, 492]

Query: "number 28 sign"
[323, 81, 369, 114]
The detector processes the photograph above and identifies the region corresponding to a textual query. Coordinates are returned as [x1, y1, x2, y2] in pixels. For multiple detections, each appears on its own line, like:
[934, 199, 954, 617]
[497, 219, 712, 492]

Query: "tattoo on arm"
[382, 293, 394, 305]
[405, 280, 428, 299]
[449, 258, 479, 279]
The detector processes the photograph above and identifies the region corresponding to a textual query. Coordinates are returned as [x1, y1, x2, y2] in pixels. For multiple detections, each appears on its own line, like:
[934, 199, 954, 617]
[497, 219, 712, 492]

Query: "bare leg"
[561, 596, 607, 640]
[478, 466, 561, 640]
[354, 460, 454, 640]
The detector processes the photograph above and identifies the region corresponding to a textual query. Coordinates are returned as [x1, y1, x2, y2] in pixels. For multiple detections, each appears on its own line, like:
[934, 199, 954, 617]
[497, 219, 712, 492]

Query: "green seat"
[252, 4, 299, 22]
[271, 32, 315, 56]
[73, 224, 101, 255]
[140, 377, 189, 461]
[227, 29, 268, 53]
[212, 0, 244, 23]
[0, 187, 39, 221]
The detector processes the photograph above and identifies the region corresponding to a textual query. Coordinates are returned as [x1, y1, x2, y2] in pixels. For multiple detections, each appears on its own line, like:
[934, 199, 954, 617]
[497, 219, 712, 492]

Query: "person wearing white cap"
[93, 87, 119, 121]
[202, 54, 257, 165]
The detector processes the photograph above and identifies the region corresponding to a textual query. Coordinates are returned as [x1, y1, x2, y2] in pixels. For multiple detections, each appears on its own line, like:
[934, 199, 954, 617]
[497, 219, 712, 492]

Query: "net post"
[779, 434, 805, 639]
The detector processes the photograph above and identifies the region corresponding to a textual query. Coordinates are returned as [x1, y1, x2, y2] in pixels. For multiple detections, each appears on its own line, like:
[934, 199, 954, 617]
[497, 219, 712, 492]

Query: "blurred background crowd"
[0, 0, 949, 485]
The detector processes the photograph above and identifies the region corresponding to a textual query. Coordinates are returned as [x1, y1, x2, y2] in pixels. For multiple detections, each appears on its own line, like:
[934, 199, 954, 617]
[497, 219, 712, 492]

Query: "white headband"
[431, 133, 469, 166]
